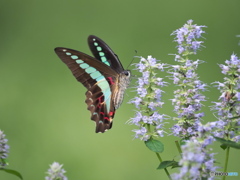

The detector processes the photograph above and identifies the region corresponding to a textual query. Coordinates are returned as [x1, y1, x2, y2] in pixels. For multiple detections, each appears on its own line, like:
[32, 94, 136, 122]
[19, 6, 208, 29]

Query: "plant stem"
[175, 140, 182, 157]
[222, 146, 230, 180]
[155, 153, 172, 180]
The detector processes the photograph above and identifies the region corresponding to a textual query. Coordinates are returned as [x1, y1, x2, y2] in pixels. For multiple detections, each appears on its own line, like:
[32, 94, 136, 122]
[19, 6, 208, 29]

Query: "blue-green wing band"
[88, 35, 124, 73]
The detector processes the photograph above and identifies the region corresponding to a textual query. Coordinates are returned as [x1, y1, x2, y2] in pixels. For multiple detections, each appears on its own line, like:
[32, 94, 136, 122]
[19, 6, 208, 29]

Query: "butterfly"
[55, 35, 131, 133]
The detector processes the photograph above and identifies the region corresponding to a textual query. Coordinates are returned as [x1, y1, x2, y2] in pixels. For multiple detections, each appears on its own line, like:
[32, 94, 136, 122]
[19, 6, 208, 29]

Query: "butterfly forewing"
[55, 48, 117, 87]
[88, 35, 124, 73]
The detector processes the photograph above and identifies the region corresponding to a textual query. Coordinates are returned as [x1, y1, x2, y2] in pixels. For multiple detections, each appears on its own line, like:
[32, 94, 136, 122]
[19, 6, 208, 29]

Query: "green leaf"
[214, 137, 240, 150]
[144, 138, 164, 153]
[220, 144, 228, 150]
[0, 168, 23, 180]
[157, 160, 180, 170]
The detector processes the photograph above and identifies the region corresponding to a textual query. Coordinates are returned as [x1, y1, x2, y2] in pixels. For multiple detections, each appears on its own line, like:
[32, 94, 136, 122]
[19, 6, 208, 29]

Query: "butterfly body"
[55, 35, 130, 133]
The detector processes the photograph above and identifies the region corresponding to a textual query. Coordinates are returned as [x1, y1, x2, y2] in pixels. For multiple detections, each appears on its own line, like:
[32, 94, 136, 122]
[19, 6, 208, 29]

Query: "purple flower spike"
[129, 56, 168, 140]
[0, 130, 9, 168]
[172, 137, 218, 180]
[211, 54, 240, 142]
[170, 20, 207, 138]
[45, 162, 68, 180]
[171, 20, 206, 55]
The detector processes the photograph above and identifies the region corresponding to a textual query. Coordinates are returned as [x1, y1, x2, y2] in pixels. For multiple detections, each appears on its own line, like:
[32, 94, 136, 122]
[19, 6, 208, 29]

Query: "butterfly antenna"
[126, 50, 138, 69]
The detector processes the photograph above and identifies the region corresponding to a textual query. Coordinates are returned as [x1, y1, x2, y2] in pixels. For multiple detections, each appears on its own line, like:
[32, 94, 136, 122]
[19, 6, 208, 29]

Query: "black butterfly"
[55, 35, 131, 133]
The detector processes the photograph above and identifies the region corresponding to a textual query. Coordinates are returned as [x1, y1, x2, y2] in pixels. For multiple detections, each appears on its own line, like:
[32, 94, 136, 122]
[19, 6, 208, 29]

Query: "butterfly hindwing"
[55, 47, 119, 132]
[85, 88, 115, 133]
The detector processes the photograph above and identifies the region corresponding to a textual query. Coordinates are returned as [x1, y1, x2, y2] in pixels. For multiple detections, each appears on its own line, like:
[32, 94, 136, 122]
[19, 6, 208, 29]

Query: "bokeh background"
[1, 1, 240, 180]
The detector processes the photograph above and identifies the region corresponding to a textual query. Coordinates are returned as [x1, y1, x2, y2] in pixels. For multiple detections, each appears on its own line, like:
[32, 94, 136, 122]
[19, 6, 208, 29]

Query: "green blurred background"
[1, 0, 240, 180]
